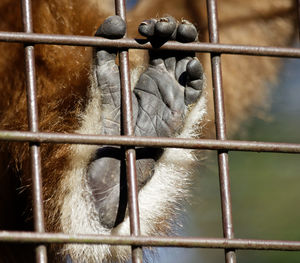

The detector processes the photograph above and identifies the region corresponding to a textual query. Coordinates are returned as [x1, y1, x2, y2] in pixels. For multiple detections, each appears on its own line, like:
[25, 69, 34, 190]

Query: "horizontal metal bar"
[0, 231, 300, 251]
[0, 130, 299, 153]
[0, 31, 300, 58]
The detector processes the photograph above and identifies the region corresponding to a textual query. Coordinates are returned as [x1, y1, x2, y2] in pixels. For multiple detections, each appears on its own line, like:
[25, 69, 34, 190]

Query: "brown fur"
[0, 0, 297, 262]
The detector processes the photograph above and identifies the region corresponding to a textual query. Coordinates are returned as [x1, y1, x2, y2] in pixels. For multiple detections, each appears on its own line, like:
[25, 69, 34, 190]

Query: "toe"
[186, 58, 203, 81]
[185, 86, 202, 105]
[138, 19, 157, 37]
[155, 16, 177, 38]
[176, 20, 198, 43]
[185, 58, 204, 105]
[95, 15, 126, 39]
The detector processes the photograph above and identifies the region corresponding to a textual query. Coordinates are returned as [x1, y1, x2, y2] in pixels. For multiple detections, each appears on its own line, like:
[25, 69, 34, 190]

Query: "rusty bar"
[1, 32, 300, 58]
[206, 0, 236, 263]
[1, 231, 300, 251]
[298, 0, 300, 39]
[1, 130, 300, 153]
[21, 0, 47, 262]
[115, 0, 143, 262]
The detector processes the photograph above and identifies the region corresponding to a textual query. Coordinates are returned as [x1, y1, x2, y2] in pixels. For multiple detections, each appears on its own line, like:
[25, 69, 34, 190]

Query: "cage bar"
[21, 0, 47, 262]
[1, 130, 300, 153]
[115, 0, 143, 262]
[1, 231, 300, 251]
[0, 31, 300, 58]
[206, 0, 236, 262]
[298, 0, 300, 39]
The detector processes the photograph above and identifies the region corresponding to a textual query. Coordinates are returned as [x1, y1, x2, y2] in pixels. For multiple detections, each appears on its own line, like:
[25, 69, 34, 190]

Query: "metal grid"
[0, 0, 299, 262]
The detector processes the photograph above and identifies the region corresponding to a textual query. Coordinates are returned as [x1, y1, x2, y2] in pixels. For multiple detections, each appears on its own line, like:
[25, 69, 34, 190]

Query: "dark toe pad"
[95, 15, 126, 39]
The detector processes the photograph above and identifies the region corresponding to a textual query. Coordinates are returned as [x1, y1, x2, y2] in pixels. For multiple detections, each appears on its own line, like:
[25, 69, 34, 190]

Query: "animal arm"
[61, 15, 207, 262]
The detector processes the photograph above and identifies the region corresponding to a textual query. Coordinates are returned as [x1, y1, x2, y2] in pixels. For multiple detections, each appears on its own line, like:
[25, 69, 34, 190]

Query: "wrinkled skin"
[87, 16, 204, 229]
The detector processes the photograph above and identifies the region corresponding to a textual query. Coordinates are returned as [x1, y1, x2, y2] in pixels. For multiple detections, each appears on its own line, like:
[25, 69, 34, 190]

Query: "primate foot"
[88, 15, 204, 229]
[134, 16, 203, 137]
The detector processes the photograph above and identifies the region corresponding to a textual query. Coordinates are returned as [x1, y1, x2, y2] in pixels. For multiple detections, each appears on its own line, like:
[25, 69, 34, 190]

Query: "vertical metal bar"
[206, 0, 236, 263]
[21, 0, 47, 262]
[115, 0, 143, 262]
[297, 0, 300, 40]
